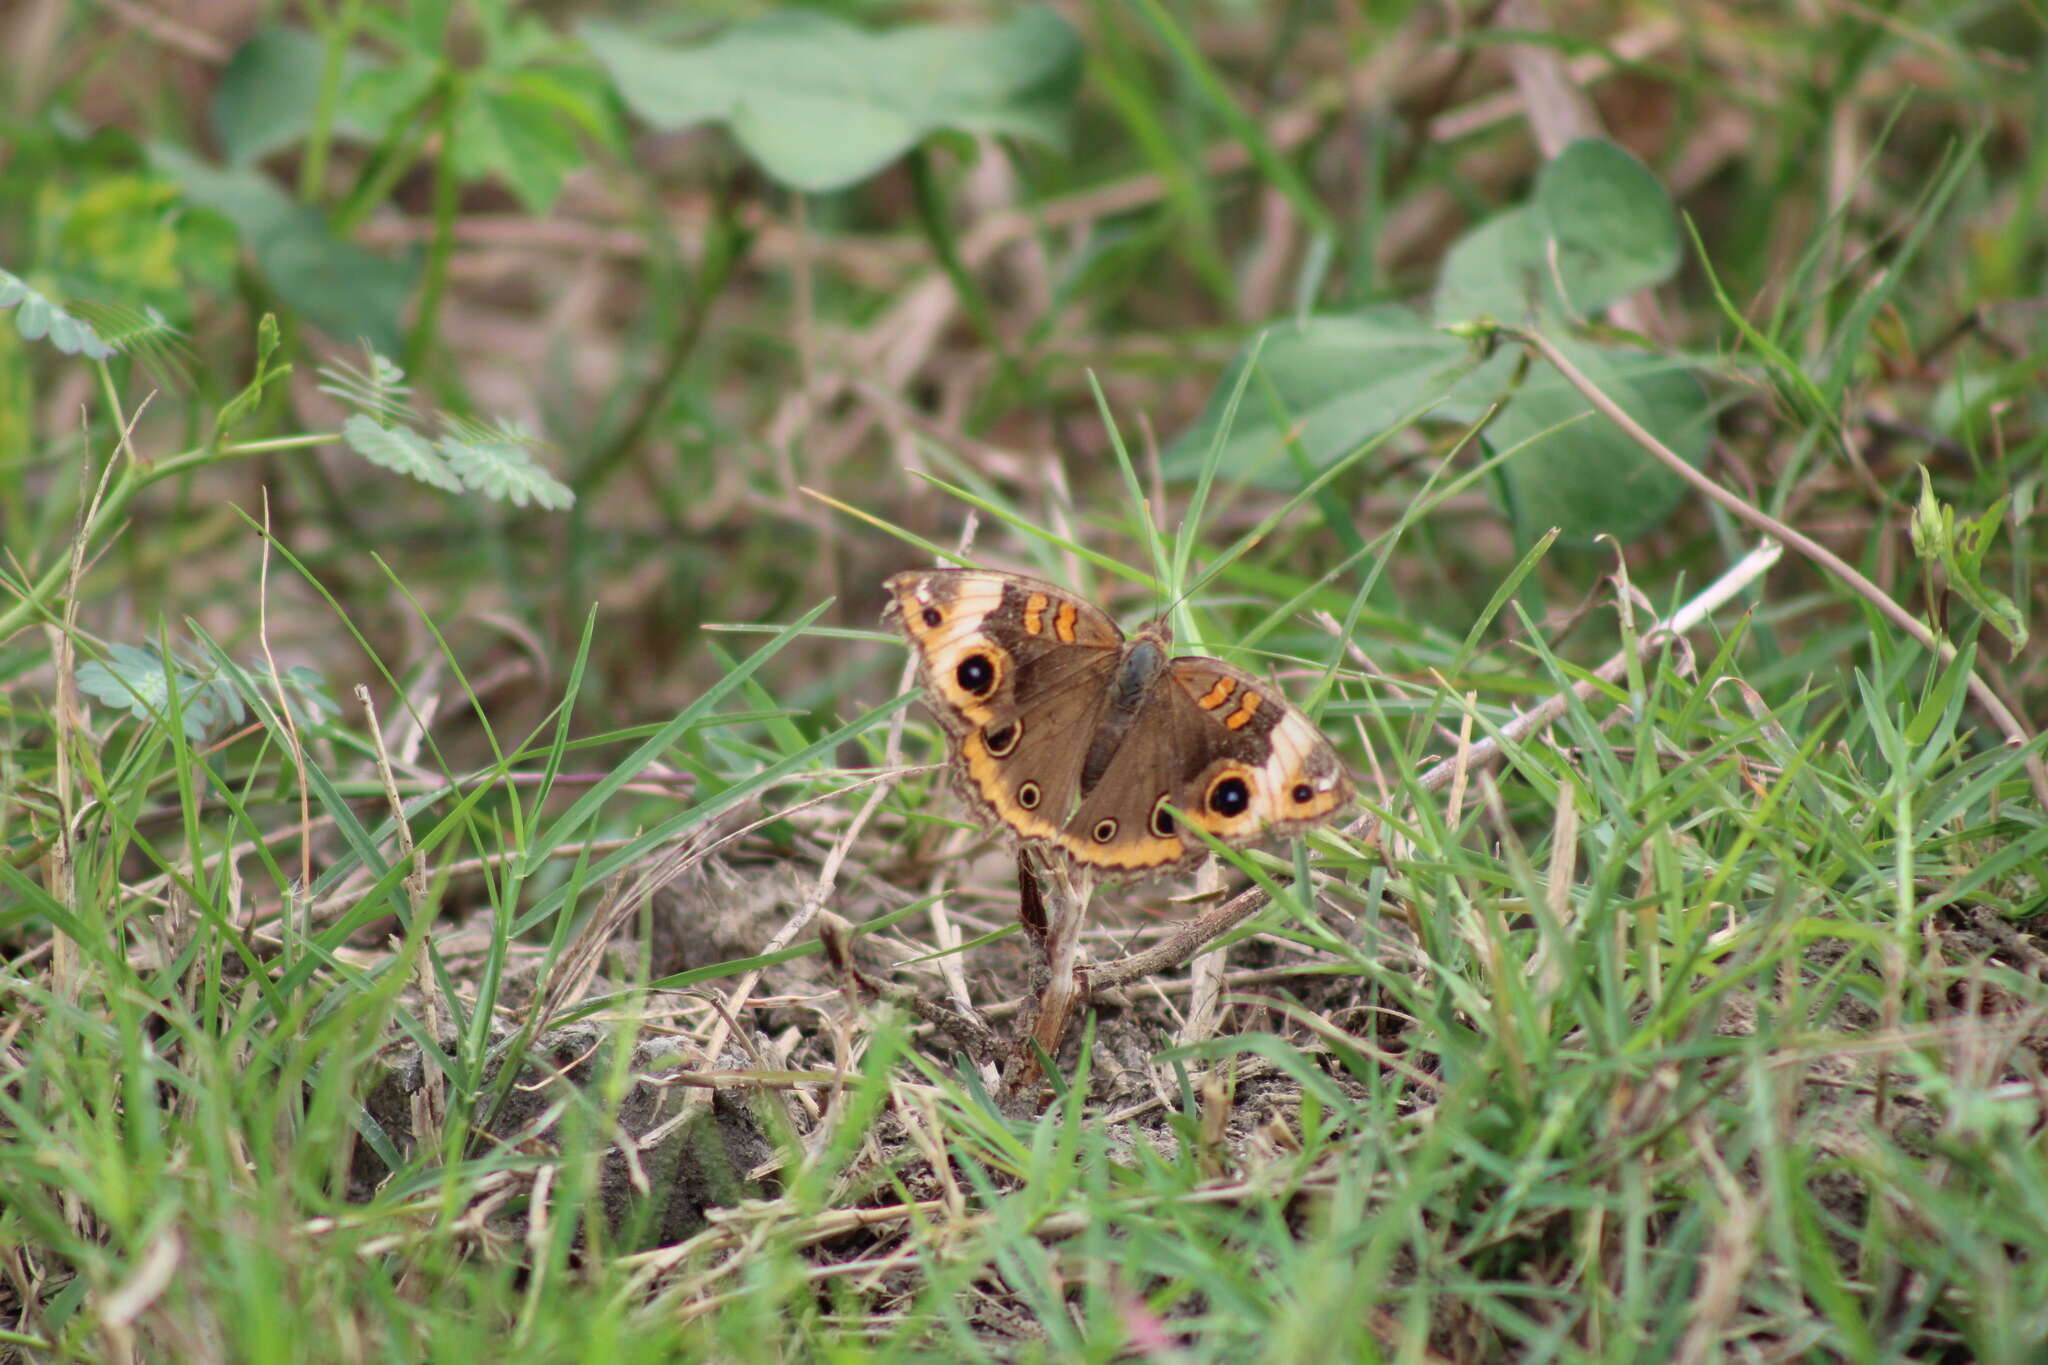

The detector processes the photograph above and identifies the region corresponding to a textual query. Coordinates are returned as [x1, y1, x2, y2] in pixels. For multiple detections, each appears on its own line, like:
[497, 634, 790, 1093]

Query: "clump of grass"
[5, 2, 2047, 1360]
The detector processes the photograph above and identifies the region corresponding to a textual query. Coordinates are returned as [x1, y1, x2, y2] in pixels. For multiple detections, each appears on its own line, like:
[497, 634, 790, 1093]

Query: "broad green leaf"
[340, 58, 439, 131]
[152, 144, 413, 356]
[584, 7, 1081, 192]
[1436, 138, 1677, 324]
[1930, 366, 2011, 437]
[1534, 139, 1680, 317]
[211, 25, 378, 165]
[1163, 307, 1469, 479]
[451, 85, 586, 213]
[1433, 205, 1548, 327]
[1155, 139, 1693, 540]
[344, 14, 615, 213]
[1458, 340, 1708, 546]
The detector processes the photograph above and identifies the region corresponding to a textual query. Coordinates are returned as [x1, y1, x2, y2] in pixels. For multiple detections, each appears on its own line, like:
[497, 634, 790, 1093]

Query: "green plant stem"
[573, 177, 752, 497]
[403, 77, 468, 378]
[331, 75, 453, 234]
[298, 0, 368, 202]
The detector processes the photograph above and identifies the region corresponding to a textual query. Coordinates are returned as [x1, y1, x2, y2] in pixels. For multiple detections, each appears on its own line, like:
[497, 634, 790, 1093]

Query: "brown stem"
[1090, 540, 1788, 992]
[1513, 327, 2048, 811]
[818, 913, 1000, 1062]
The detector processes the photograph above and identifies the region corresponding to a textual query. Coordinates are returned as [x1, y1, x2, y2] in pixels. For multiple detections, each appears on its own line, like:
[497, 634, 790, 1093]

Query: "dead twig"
[1514, 327, 2048, 811]
[818, 912, 1002, 1062]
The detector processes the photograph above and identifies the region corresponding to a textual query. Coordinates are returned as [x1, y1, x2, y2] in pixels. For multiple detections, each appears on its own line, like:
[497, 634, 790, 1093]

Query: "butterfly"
[884, 568, 1351, 879]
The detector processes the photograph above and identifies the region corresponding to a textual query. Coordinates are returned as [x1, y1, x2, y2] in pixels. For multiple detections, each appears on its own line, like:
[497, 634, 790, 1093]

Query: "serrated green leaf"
[76, 643, 241, 741]
[451, 87, 583, 212]
[341, 58, 439, 131]
[0, 269, 117, 359]
[342, 413, 462, 492]
[438, 420, 573, 509]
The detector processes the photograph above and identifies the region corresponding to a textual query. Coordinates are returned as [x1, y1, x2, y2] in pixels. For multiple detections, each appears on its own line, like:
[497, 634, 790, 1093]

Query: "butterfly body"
[884, 568, 1351, 879]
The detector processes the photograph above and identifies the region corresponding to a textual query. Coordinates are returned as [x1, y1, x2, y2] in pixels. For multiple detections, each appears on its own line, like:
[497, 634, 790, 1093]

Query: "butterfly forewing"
[885, 570, 1123, 842]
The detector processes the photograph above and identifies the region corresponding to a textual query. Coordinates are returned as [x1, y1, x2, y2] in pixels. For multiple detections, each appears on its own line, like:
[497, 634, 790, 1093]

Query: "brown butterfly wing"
[884, 570, 1124, 845]
[1058, 653, 1351, 876]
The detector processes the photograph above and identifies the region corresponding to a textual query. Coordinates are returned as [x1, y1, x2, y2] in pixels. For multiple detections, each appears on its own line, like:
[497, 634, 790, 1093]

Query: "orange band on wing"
[1224, 691, 1262, 730]
[1055, 828, 1187, 871]
[1023, 592, 1047, 636]
[1197, 677, 1237, 710]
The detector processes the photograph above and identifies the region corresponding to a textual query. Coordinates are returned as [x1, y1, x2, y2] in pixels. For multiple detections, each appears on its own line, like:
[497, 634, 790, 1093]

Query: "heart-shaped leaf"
[1170, 139, 1696, 544]
[1535, 138, 1680, 317]
[1435, 138, 1678, 325]
[153, 144, 412, 356]
[211, 26, 380, 166]
[1164, 307, 1471, 480]
[584, 8, 1081, 193]
[1453, 340, 1708, 546]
